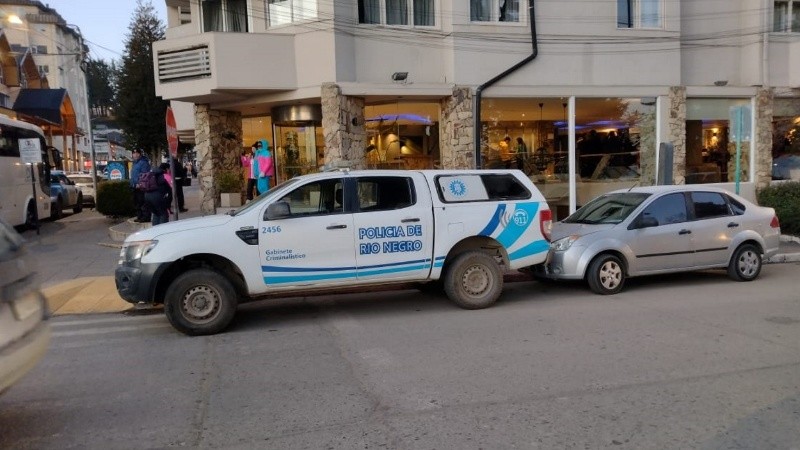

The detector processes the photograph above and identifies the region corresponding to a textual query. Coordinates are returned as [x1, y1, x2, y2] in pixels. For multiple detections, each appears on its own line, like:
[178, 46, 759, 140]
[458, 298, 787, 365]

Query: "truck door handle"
[679, 229, 692, 235]
[401, 218, 420, 223]
[727, 222, 739, 228]
[326, 224, 347, 230]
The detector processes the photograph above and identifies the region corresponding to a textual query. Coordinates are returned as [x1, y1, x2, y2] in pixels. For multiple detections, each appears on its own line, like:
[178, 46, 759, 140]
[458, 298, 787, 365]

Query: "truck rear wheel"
[444, 250, 503, 309]
[164, 268, 238, 336]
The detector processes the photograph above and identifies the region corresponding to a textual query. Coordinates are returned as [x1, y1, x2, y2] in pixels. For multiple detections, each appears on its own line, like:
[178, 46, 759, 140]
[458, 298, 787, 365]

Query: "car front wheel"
[73, 194, 83, 213]
[727, 243, 762, 281]
[587, 254, 625, 295]
[164, 268, 239, 336]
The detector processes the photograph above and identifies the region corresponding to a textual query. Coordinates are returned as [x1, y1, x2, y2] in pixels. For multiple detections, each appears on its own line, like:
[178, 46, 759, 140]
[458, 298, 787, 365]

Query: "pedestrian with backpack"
[130, 149, 151, 223]
[143, 164, 173, 225]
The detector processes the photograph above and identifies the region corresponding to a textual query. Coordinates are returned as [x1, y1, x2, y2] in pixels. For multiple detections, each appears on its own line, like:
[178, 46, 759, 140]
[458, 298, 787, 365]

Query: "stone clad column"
[668, 86, 687, 184]
[754, 88, 774, 191]
[321, 83, 366, 169]
[439, 86, 475, 169]
[194, 104, 242, 214]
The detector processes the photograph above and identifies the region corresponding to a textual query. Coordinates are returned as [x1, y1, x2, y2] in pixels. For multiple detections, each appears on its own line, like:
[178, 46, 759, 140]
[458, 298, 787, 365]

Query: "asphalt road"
[1, 263, 799, 449]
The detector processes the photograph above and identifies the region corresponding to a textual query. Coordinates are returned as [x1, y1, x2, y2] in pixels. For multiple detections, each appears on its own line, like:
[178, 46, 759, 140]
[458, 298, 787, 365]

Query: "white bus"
[0, 115, 51, 228]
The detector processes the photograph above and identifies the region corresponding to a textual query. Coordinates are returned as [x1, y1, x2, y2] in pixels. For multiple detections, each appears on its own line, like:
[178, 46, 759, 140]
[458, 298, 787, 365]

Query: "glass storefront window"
[364, 102, 440, 170]
[273, 124, 324, 181]
[771, 98, 800, 182]
[685, 98, 752, 184]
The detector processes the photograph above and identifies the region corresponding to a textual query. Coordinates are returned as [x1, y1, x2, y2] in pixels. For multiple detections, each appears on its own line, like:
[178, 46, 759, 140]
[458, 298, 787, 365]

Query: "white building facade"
[0, 0, 91, 172]
[154, 0, 800, 215]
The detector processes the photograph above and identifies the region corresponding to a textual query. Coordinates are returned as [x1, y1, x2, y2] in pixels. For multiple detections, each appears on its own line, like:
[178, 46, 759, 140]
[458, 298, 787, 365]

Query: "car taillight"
[770, 215, 780, 229]
[540, 209, 552, 242]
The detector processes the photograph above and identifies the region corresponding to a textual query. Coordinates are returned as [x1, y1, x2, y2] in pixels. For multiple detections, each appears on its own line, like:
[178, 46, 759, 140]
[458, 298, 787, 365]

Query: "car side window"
[278, 178, 343, 217]
[356, 176, 414, 212]
[726, 195, 746, 216]
[691, 192, 731, 219]
[641, 193, 687, 226]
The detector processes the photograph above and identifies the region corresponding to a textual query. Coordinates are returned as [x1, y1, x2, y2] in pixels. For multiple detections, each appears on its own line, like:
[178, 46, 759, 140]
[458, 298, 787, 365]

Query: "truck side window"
[356, 176, 414, 212]
[279, 178, 343, 217]
[480, 174, 531, 200]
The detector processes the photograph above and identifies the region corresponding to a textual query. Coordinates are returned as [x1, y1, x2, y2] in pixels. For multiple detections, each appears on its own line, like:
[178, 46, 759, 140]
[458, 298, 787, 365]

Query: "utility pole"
[69, 24, 98, 197]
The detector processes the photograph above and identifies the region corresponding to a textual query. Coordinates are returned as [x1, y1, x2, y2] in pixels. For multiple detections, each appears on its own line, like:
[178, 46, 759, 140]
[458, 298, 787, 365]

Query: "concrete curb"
[109, 218, 151, 242]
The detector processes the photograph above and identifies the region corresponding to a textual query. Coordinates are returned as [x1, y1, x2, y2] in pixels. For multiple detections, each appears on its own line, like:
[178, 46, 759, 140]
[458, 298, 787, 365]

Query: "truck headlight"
[551, 235, 579, 252]
[119, 240, 158, 264]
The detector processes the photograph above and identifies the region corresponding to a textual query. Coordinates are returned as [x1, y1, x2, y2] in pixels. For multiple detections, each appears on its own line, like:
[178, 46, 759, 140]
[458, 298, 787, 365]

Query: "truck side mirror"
[265, 201, 290, 220]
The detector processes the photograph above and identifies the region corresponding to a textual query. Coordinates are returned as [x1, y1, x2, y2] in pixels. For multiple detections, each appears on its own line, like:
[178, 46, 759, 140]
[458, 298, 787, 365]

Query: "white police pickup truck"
[115, 169, 552, 335]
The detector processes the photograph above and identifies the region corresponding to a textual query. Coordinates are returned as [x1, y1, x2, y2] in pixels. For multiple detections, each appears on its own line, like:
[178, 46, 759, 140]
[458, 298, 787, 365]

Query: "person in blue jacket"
[253, 139, 274, 195]
[129, 149, 151, 222]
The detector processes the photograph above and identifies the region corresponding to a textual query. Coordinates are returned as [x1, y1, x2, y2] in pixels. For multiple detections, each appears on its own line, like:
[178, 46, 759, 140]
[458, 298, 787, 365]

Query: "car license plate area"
[11, 292, 41, 321]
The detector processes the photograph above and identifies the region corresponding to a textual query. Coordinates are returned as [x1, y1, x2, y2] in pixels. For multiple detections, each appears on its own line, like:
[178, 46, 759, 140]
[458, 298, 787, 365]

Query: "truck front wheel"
[444, 251, 503, 310]
[164, 268, 238, 336]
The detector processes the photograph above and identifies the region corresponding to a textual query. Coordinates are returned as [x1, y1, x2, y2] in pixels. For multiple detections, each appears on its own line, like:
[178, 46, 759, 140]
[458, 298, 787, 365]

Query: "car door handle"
[727, 222, 739, 228]
[326, 224, 347, 230]
[679, 229, 692, 235]
[401, 218, 420, 223]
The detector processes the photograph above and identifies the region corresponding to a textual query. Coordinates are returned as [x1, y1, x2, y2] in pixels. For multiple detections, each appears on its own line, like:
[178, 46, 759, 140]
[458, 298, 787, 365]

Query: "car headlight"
[119, 240, 158, 264]
[551, 235, 580, 252]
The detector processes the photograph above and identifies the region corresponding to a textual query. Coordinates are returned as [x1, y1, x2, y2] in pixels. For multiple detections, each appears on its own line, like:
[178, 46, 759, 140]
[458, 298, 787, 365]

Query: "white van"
[0, 115, 51, 228]
[116, 169, 552, 335]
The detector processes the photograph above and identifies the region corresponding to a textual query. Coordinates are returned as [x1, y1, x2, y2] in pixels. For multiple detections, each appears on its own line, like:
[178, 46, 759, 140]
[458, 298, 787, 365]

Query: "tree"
[116, 0, 168, 159]
[86, 58, 117, 118]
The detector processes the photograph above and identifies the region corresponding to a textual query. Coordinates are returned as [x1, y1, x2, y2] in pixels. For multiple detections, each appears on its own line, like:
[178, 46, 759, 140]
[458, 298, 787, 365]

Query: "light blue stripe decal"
[434, 260, 444, 268]
[478, 204, 506, 237]
[357, 264, 431, 278]
[496, 202, 541, 249]
[262, 264, 356, 272]
[265, 271, 357, 284]
[508, 239, 550, 261]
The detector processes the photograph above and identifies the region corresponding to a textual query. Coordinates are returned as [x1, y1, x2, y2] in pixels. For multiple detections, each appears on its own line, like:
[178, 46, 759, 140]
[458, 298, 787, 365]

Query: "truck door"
[352, 174, 434, 282]
[258, 176, 357, 290]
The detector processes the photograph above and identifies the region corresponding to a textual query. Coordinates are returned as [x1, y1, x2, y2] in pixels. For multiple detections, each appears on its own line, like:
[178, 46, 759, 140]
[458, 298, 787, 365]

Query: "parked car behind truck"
[116, 169, 553, 335]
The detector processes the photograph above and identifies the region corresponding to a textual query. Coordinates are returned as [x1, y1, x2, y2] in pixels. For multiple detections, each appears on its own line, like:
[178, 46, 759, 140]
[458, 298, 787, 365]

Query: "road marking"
[52, 323, 171, 337]
[51, 314, 163, 328]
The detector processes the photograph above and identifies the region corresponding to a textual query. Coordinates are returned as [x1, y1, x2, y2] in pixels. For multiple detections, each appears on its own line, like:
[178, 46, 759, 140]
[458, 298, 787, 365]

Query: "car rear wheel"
[727, 243, 762, 282]
[444, 250, 503, 309]
[164, 268, 238, 336]
[51, 197, 63, 220]
[73, 194, 83, 213]
[587, 254, 625, 295]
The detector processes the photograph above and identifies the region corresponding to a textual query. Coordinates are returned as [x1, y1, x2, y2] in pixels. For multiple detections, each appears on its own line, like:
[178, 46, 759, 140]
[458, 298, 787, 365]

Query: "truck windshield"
[229, 179, 300, 216]
[563, 192, 651, 224]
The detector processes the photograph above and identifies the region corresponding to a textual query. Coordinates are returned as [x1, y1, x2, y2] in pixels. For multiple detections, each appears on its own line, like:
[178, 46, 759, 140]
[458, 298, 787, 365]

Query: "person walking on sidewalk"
[130, 149, 151, 223]
[171, 156, 188, 212]
[144, 164, 173, 225]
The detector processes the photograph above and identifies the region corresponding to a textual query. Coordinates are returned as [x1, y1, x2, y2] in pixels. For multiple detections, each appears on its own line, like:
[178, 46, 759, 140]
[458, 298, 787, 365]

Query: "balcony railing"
[157, 46, 212, 83]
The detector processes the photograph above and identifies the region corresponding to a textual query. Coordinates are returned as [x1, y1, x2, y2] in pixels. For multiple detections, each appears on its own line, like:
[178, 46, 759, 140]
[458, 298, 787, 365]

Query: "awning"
[13, 88, 69, 125]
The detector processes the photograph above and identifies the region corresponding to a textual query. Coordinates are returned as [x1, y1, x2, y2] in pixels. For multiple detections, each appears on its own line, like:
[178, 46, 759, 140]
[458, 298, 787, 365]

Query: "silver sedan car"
[541, 185, 781, 295]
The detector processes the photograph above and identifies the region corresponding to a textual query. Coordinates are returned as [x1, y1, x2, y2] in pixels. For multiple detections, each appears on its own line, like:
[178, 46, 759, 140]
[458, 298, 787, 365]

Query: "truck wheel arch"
[442, 236, 509, 272]
[153, 254, 248, 304]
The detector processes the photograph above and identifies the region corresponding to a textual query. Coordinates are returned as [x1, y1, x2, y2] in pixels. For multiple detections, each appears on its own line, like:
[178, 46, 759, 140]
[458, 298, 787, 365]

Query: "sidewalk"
[43, 181, 800, 315]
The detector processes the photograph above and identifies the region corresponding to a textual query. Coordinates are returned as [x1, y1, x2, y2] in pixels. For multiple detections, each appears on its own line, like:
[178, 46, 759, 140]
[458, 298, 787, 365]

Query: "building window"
[202, 0, 248, 32]
[37, 65, 49, 76]
[267, 0, 318, 27]
[774, 1, 800, 32]
[358, 0, 435, 26]
[685, 98, 752, 185]
[471, 0, 519, 22]
[36, 45, 47, 54]
[617, 0, 662, 29]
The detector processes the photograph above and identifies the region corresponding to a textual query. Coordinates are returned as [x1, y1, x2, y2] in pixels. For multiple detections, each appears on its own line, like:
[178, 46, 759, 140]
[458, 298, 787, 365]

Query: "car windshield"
[229, 178, 301, 216]
[563, 192, 651, 224]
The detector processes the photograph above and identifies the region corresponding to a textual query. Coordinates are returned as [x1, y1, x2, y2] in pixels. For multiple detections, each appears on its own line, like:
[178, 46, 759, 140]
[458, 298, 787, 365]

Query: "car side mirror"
[265, 201, 290, 220]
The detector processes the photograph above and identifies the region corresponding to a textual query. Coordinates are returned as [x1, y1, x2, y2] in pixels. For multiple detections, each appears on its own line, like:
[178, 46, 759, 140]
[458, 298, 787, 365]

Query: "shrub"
[216, 170, 242, 193]
[757, 182, 800, 236]
[96, 180, 136, 218]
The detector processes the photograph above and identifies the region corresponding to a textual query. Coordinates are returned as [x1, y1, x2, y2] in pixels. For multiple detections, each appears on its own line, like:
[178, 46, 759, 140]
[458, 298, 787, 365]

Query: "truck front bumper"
[115, 262, 165, 304]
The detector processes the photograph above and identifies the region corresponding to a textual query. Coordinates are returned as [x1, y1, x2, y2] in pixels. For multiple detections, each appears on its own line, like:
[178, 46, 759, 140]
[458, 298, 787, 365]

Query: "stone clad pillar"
[321, 83, 366, 169]
[439, 87, 475, 169]
[668, 86, 687, 184]
[754, 88, 774, 191]
[194, 104, 242, 214]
